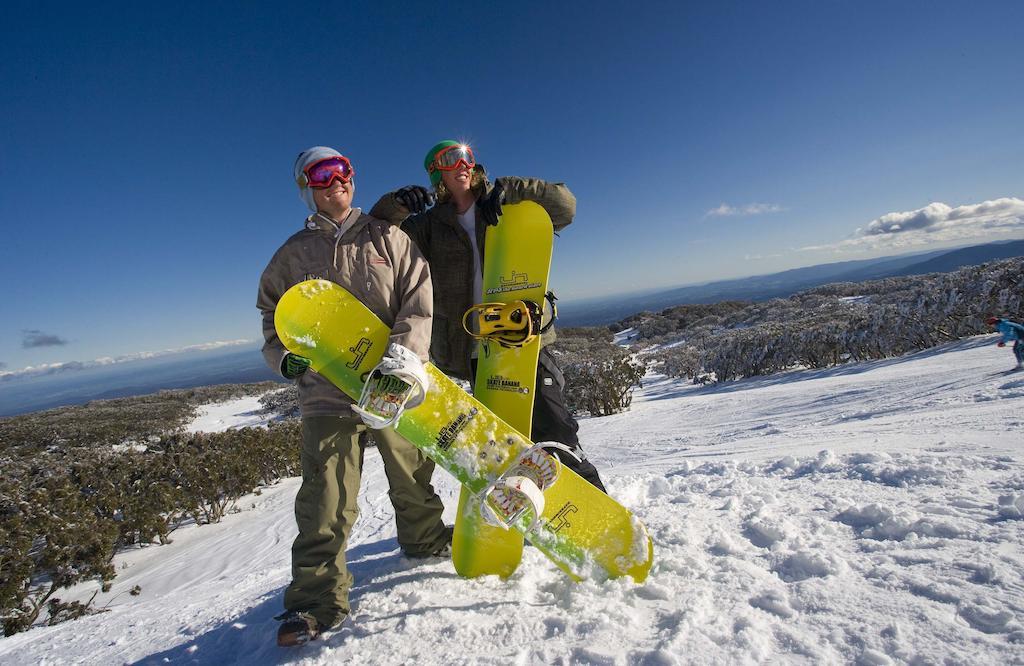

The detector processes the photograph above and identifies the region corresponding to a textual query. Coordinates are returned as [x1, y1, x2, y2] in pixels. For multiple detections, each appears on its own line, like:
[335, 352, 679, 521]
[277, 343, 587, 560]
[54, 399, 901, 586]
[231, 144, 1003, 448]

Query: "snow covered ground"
[2, 335, 1023, 665]
[184, 395, 274, 433]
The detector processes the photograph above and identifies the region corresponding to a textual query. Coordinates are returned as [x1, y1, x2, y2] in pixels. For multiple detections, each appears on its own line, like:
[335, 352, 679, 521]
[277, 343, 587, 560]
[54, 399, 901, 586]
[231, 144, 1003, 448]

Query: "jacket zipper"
[459, 222, 476, 307]
[362, 228, 371, 293]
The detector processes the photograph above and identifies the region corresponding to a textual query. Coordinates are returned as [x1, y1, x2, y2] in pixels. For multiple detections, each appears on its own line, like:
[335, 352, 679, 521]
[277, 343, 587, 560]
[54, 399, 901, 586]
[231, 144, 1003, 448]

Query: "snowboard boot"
[405, 524, 454, 559]
[276, 611, 351, 647]
[276, 611, 320, 647]
[422, 540, 452, 559]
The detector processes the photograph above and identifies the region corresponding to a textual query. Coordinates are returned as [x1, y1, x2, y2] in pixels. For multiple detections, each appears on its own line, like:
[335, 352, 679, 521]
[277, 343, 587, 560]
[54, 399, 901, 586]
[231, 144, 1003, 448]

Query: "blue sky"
[2, 1, 1022, 374]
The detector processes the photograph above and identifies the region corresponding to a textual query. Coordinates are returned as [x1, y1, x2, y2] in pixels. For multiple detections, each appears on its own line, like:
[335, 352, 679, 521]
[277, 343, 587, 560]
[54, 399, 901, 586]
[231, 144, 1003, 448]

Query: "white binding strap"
[377, 343, 429, 409]
[481, 476, 546, 532]
[535, 440, 584, 463]
[350, 402, 398, 429]
[352, 344, 431, 429]
[352, 371, 412, 429]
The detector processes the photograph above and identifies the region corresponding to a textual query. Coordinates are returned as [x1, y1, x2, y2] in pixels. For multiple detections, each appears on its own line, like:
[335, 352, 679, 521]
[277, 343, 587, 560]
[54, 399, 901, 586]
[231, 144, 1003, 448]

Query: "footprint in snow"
[743, 517, 788, 549]
[958, 600, 1020, 634]
[771, 550, 844, 582]
[996, 493, 1024, 519]
[749, 590, 796, 618]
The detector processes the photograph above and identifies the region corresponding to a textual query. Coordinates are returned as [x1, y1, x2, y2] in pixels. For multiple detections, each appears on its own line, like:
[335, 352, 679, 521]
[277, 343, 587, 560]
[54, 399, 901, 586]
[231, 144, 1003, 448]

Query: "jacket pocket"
[538, 348, 566, 393]
[364, 248, 393, 299]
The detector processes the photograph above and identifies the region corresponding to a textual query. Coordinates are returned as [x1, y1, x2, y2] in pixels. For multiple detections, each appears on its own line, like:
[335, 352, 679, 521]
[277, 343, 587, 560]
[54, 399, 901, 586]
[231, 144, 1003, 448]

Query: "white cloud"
[801, 197, 1024, 253]
[706, 202, 786, 218]
[0, 339, 254, 381]
[863, 198, 1024, 236]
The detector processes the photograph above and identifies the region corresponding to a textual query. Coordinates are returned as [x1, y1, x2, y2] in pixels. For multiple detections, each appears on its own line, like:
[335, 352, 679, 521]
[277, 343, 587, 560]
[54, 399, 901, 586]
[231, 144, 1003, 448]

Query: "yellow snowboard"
[274, 279, 653, 582]
[453, 201, 552, 578]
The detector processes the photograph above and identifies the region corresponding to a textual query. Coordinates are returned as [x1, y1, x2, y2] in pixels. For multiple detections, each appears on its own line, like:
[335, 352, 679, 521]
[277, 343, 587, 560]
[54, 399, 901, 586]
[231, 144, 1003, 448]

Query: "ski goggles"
[429, 144, 475, 173]
[298, 156, 355, 189]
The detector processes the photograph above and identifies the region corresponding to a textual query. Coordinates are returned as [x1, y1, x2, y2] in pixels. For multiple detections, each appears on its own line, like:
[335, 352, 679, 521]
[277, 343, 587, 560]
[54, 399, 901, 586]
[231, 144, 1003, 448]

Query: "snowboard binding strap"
[352, 372, 418, 429]
[351, 345, 429, 429]
[462, 300, 543, 348]
[478, 444, 562, 532]
[541, 291, 558, 336]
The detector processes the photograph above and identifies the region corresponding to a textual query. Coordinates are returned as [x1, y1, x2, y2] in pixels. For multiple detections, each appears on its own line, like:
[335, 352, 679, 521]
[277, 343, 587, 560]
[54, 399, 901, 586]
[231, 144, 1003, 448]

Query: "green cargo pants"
[283, 415, 447, 626]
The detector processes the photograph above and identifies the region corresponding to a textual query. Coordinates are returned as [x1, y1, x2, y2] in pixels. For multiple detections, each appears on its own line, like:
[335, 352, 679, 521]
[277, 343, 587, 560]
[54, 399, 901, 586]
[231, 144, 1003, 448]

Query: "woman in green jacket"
[372, 141, 606, 492]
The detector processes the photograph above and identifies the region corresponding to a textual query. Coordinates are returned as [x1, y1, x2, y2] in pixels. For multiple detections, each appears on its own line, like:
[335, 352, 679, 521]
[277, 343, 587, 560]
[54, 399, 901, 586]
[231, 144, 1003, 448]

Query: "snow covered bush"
[164, 424, 300, 525]
[612, 301, 749, 343]
[642, 257, 1024, 382]
[656, 344, 702, 380]
[259, 385, 299, 419]
[71, 451, 186, 547]
[0, 468, 118, 636]
[0, 390, 301, 636]
[554, 329, 647, 416]
[0, 381, 283, 452]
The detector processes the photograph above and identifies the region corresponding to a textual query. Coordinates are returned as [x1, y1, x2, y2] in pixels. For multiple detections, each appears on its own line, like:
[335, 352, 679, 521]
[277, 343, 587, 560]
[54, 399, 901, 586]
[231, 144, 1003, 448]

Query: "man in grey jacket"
[258, 146, 449, 647]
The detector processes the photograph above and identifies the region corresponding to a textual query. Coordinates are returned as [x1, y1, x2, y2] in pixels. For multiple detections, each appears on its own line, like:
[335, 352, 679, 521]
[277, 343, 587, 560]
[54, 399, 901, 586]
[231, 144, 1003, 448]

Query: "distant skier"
[371, 141, 606, 492]
[258, 147, 450, 647]
[987, 316, 1024, 370]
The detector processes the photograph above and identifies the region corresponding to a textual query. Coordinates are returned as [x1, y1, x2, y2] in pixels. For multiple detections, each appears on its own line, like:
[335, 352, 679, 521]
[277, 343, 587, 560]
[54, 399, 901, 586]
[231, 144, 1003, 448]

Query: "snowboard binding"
[351, 343, 429, 429]
[463, 294, 557, 349]
[478, 444, 564, 532]
[462, 300, 541, 348]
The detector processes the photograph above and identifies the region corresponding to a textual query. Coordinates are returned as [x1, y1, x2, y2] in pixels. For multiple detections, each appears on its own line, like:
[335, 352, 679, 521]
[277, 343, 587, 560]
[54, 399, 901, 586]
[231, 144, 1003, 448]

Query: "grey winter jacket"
[370, 168, 575, 380]
[257, 208, 433, 417]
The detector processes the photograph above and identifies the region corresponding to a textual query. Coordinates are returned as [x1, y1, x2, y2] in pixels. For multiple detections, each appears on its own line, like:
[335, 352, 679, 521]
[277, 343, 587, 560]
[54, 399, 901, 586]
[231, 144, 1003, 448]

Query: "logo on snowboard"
[546, 502, 578, 533]
[486, 374, 530, 395]
[485, 271, 541, 295]
[437, 407, 479, 451]
[348, 338, 372, 370]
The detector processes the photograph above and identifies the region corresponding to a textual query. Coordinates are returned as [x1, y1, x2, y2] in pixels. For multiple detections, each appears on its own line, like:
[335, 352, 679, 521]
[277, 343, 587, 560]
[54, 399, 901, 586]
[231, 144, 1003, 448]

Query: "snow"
[2, 336, 1023, 664]
[640, 337, 691, 353]
[184, 395, 272, 433]
[613, 327, 639, 345]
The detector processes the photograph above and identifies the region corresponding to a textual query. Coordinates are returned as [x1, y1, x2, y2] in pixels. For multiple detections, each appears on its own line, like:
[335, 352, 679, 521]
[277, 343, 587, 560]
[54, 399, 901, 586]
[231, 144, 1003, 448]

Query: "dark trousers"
[472, 347, 606, 493]
[1014, 340, 1023, 364]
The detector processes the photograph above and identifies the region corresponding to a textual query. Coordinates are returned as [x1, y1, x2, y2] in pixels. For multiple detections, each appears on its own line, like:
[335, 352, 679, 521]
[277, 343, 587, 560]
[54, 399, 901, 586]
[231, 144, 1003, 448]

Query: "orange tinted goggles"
[430, 144, 475, 172]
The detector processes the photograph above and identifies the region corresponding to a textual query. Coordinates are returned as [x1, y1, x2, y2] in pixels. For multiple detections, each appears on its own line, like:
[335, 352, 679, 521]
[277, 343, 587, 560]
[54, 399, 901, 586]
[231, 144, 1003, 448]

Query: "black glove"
[394, 185, 435, 214]
[281, 352, 311, 379]
[480, 181, 505, 226]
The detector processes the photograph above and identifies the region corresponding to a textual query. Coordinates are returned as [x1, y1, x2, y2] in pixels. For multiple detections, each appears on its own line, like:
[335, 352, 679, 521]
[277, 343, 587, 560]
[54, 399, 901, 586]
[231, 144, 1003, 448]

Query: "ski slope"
[1, 335, 1022, 665]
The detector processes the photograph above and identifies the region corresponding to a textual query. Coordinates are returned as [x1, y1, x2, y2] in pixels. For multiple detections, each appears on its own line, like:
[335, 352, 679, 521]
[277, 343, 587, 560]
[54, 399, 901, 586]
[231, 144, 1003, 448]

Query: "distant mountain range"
[559, 239, 1024, 326]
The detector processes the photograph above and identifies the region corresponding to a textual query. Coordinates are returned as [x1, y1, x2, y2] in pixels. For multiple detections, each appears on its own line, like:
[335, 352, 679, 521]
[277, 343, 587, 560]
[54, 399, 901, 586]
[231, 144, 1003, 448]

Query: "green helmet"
[424, 139, 462, 186]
